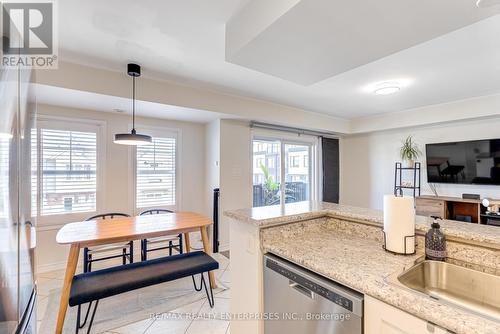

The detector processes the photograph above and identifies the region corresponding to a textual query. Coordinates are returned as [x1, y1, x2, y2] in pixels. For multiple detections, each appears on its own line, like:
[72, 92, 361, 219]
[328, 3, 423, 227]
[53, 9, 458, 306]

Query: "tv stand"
[415, 195, 493, 224]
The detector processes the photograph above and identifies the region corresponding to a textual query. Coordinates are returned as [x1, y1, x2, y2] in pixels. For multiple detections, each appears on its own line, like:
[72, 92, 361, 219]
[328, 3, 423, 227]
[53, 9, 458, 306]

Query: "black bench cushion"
[69, 251, 219, 306]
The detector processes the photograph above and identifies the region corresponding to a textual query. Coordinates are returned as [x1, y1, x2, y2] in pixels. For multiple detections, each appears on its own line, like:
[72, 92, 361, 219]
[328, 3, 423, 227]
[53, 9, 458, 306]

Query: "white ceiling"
[226, 0, 499, 85]
[35, 84, 231, 123]
[57, 0, 500, 119]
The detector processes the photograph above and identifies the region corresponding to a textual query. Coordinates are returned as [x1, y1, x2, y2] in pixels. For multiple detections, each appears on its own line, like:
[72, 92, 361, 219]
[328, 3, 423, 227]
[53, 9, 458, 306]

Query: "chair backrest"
[85, 213, 130, 221]
[140, 209, 174, 216]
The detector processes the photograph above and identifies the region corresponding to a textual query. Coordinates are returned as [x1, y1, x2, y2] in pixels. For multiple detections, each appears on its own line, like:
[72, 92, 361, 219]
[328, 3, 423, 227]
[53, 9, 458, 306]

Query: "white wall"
[219, 120, 252, 251]
[351, 93, 500, 134]
[204, 119, 221, 249]
[36, 104, 206, 272]
[203, 119, 252, 252]
[341, 116, 500, 210]
[36, 61, 351, 133]
[205, 120, 221, 210]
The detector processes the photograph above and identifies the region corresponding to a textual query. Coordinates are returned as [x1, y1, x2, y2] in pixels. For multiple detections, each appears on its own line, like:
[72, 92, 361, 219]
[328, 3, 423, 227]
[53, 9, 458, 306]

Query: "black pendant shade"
[114, 129, 152, 145]
[114, 63, 152, 146]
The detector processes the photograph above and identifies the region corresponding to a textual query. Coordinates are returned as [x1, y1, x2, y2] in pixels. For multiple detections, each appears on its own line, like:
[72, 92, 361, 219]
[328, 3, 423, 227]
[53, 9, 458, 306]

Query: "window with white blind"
[32, 127, 98, 216]
[136, 136, 176, 209]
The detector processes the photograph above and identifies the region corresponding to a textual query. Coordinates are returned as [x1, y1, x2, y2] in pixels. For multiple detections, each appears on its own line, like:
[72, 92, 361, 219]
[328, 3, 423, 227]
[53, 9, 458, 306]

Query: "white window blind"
[36, 129, 97, 215]
[136, 136, 176, 208]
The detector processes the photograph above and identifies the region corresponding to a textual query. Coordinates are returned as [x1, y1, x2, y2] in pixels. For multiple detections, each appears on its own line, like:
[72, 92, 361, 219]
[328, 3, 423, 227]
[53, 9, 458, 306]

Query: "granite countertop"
[261, 219, 500, 334]
[226, 202, 500, 333]
[225, 201, 500, 247]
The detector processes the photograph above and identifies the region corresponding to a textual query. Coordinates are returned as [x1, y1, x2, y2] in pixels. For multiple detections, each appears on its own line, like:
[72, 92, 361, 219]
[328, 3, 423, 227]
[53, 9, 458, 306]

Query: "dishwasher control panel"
[266, 257, 353, 312]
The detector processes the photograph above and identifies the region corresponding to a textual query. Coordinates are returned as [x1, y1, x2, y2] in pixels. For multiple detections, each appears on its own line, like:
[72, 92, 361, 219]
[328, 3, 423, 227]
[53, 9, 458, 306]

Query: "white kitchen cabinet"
[229, 217, 265, 334]
[365, 296, 449, 334]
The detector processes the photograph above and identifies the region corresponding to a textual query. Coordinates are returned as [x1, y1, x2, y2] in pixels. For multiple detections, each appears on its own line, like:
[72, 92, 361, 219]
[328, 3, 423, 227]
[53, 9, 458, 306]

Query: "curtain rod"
[250, 121, 339, 138]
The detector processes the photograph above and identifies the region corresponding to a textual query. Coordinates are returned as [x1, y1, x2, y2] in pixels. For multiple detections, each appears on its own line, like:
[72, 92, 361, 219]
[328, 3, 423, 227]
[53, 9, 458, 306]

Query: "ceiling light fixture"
[114, 63, 152, 146]
[362, 78, 413, 95]
[476, 0, 500, 8]
[373, 82, 401, 95]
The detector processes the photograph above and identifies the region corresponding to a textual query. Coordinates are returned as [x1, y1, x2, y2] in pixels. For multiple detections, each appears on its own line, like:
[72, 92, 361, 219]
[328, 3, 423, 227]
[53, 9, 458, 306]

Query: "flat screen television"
[426, 138, 500, 185]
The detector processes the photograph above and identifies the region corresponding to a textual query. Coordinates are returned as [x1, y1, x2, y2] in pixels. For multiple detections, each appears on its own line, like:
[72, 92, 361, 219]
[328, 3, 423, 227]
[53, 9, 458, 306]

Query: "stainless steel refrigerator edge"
[0, 35, 37, 334]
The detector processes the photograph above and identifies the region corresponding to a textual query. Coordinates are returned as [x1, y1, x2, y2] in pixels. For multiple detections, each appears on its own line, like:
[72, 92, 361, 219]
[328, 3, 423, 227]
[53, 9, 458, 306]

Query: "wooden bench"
[69, 251, 219, 333]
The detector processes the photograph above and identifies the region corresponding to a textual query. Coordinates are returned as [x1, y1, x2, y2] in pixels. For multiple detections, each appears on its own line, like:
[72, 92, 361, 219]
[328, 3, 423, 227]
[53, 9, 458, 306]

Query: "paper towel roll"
[383, 195, 415, 254]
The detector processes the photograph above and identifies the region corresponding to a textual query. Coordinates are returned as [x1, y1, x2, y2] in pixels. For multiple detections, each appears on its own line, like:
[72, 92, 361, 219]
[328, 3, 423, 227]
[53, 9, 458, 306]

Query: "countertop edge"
[224, 204, 500, 249]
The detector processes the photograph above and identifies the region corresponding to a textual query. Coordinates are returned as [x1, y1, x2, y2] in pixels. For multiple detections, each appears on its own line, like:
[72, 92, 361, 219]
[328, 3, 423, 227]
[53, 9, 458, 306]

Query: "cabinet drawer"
[365, 296, 449, 334]
[415, 198, 445, 218]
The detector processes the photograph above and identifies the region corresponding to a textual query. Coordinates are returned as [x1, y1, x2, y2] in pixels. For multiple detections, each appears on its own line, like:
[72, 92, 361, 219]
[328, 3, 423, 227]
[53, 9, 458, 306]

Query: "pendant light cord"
[114, 64, 151, 145]
[132, 75, 136, 132]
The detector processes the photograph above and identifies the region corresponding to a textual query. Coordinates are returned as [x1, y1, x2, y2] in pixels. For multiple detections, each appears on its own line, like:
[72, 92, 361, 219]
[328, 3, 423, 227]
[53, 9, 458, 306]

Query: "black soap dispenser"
[425, 216, 446, 261]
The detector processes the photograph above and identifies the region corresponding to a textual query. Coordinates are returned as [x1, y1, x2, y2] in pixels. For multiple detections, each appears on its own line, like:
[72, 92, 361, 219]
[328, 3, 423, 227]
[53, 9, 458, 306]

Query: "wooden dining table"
[54, 211, 215, 334]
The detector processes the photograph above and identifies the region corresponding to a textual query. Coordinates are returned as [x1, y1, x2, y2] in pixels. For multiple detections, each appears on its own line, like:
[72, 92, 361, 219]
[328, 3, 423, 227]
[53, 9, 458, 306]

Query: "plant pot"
[404, 159, 415, 168]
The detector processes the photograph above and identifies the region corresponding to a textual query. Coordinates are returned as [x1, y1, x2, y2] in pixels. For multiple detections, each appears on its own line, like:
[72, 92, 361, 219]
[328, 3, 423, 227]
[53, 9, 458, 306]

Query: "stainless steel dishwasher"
[264, 254, 364, 334]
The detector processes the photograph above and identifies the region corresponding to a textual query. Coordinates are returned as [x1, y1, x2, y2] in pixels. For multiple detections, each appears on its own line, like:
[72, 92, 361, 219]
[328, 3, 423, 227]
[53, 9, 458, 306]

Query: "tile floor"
[37, 253, 231, 334]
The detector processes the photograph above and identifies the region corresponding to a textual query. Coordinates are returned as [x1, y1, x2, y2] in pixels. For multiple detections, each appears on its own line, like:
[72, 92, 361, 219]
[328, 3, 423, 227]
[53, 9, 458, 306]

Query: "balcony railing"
[253, 182, 308, 207]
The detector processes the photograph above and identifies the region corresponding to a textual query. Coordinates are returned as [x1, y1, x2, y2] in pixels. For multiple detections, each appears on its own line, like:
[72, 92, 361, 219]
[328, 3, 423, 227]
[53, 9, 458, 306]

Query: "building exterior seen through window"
[136, 136, 176, 209]
[252, 139, 310, 207]
[31, 128, 97, 216]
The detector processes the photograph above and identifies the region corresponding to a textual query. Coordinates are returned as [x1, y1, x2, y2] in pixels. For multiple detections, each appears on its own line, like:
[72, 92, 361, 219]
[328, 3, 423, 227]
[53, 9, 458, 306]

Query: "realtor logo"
[1, 0, 58, 68]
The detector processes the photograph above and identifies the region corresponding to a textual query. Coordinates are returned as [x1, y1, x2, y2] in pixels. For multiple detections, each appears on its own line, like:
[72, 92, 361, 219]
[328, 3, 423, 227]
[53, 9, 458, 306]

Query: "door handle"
[289, 281, 315, 299]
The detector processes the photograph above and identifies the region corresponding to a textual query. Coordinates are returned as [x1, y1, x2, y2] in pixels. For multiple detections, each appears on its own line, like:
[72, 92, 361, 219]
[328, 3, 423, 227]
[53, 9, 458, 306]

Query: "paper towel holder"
[382, 231, 416, 255]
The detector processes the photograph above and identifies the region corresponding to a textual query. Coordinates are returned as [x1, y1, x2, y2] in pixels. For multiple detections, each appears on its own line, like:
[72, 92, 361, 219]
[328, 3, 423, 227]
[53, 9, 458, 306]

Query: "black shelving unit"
[394, 162, 421, 197]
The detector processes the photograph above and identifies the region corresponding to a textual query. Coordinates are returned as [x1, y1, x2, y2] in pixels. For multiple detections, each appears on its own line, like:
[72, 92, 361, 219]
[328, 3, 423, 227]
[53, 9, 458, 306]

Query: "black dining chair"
[78, 212, 134, 330]
[140, 209, 183, 261]
[83, 213, 134, 273]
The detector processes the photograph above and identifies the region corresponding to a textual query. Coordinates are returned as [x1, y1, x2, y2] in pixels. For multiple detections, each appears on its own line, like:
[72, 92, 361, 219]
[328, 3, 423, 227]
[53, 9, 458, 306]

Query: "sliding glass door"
[252, 138, 312, 207]
[252, 139, 281, 207]
[284, 144, 310, 203]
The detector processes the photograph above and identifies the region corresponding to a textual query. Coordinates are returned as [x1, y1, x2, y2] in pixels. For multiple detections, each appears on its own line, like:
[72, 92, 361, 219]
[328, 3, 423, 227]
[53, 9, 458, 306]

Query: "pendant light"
[114, 63, 152, 145]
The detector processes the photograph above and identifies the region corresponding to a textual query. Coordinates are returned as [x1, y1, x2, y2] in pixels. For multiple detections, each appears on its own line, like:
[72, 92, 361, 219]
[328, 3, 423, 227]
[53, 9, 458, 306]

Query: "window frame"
[32, 115, 106, 227]
[251, 128, 320, 208]
[131, 125, 181, 215]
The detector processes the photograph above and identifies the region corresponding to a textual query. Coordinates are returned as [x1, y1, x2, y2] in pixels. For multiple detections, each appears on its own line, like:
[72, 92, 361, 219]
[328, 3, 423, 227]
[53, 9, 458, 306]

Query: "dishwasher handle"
[289, 280, 315, 299]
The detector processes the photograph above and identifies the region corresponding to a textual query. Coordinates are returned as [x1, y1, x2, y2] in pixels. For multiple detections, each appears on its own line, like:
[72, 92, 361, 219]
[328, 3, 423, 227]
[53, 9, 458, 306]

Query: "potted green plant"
[260, 163, 280, 205]
[259, 163, 296, 205]
[400, 135, 421, 167]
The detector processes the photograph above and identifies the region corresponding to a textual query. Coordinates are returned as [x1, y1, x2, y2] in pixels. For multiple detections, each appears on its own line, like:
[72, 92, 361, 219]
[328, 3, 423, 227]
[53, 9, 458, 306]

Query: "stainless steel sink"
[395, 260, 500, 321]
